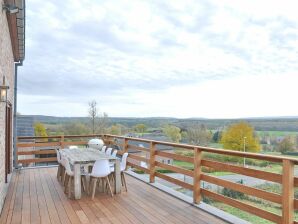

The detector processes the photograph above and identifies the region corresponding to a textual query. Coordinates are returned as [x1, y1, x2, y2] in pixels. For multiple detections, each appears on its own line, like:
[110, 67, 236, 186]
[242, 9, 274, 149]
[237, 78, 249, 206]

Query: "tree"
[221, 122, 261, 152]
[34, 122, 48, 141]
[277, 136, 296, 153]
[133, 123, 147, 133]
[88, 100, 109, 134]
[163, 125, 181, 143]
[109, 124, 122, 135]
[212, 130, 222, 143]
[88, 100, 98, 134]
[186, 124, 212, 146]
[98, 112, 109, 134]
[62, 122, 89, 135]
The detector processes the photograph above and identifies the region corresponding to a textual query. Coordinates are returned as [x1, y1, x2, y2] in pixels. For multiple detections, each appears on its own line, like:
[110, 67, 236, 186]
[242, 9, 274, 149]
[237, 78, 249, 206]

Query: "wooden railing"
[17, 134, 298, 224]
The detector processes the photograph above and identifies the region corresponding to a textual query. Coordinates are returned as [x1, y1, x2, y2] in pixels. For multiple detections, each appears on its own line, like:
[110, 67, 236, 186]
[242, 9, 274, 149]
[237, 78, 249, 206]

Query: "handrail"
[16, 134, 297, 224]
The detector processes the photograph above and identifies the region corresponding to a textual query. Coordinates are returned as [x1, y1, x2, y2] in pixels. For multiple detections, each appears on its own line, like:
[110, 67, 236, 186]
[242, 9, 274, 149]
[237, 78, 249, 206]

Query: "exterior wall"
[0, 0, 15, 212]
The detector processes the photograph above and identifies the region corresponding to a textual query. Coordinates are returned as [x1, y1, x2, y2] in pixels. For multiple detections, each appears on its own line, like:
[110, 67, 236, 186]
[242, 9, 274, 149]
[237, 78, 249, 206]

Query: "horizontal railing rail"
[17, 134, 298, 224]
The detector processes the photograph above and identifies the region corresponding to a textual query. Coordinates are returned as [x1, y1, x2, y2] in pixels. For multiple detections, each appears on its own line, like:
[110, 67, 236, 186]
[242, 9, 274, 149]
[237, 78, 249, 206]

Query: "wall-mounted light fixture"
[2, 4, 19, 14]
[0, 76, 9, 102]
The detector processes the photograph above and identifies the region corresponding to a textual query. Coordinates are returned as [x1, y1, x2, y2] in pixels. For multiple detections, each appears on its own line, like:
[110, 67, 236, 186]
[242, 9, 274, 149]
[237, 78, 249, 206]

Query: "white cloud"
[18, 0, 298, 118]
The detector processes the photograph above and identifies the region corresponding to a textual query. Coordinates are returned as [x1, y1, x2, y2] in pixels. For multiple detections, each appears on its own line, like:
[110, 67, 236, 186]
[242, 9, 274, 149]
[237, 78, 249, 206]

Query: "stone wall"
[0, 0, 16, 213]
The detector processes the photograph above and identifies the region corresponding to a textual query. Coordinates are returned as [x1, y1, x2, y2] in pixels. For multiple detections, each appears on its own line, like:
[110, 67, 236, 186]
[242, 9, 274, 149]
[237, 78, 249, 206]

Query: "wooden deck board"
[0, 167, 227, 224]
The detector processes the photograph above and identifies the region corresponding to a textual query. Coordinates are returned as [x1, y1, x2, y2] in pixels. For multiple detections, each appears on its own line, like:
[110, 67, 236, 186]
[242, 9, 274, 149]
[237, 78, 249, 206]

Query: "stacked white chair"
[111, 153, 128, 191]
[111, 150, 118, 157]
[100, 145, 107, 153]
[105, 147, 113, 156]
[89, 160, 113, 199]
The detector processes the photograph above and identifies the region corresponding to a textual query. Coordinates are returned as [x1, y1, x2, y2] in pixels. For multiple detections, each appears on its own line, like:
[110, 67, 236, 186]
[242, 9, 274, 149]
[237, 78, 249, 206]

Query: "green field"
[257, 130, 298, 137]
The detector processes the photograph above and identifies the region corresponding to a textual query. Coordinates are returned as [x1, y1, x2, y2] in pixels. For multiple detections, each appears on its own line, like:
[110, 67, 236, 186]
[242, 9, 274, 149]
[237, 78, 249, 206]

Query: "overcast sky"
[18, 0, 298, 118]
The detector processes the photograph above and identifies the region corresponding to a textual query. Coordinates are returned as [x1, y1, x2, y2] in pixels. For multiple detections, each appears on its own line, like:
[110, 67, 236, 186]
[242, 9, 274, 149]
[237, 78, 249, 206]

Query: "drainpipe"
[13, 61, 23, 168]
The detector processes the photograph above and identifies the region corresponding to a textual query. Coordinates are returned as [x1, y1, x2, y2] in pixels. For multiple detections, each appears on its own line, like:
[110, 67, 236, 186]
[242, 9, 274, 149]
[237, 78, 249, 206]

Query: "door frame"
[5, 102, 12, 183]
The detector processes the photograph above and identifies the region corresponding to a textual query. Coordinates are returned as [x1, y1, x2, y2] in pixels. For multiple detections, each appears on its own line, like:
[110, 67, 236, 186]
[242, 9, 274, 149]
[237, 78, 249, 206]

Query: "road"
[137, 172, 271, 193]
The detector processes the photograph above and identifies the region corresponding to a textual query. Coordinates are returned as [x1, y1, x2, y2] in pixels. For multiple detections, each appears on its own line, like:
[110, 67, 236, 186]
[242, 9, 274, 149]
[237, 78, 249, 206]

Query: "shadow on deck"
[0, 167, 227, 224]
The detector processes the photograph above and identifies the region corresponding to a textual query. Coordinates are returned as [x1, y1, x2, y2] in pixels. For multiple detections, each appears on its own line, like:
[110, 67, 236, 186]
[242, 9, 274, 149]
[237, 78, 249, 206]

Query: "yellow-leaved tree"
[221, 122, 260, 152]
[34, 122, 48, 142]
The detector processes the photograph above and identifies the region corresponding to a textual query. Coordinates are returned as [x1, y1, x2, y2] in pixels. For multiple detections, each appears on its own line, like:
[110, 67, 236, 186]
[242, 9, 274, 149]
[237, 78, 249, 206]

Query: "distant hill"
[18, 115, 298, 132]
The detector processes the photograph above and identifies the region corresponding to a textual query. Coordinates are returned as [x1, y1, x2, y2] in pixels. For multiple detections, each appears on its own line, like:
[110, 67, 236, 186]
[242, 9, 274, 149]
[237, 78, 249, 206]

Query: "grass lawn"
[257, 130, 298, 137]
[209, 171, 234, 176]
[173, 160, 193, 169]
[210, 201, 278, 224]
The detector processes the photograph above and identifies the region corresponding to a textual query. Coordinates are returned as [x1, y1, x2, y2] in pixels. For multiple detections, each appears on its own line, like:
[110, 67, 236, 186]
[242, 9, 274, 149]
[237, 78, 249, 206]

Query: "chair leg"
[121, 172, 127, 192]
[81, 176, 88, 194]
[61, 168, 66, 185]
[57, 164, 61, 179]
[106, 177, 114, 197]
[91, 178, 98, 200]
[102, 179, 105, 193]
[64, 174, 69, 193]
[68, 177, 73, 198]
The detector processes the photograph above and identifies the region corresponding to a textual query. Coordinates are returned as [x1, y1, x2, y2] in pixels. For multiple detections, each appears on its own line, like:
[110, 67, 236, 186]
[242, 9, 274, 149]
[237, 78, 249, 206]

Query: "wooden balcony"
[13, 134, 298, 224]
[0, 167, 226, 224]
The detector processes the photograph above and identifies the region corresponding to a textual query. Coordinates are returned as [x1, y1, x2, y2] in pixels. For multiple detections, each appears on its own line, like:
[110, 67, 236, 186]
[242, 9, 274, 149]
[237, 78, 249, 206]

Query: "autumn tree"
[186, 124, 212, 146]
[34, 122, 48, 142]
[221, 122, 261, 152]
[133, 123, 147, 133]
[277, 136, 296, 153]
[109, 124, 122, 135]
[163, 125, 181, 143]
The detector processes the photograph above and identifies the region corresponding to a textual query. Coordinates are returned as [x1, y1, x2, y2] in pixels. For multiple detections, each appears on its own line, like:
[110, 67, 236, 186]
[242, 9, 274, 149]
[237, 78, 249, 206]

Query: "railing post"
[123, 138, 128, 153]
[149, 142, 156, 183]
[60, 135, 65, 149]
[282, 159, 294, 224]
[193, 147, 202, 203]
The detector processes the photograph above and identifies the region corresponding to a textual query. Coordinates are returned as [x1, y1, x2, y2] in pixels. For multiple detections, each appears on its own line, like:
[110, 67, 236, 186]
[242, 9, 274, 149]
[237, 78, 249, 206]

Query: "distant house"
[124, 133, 174, 166]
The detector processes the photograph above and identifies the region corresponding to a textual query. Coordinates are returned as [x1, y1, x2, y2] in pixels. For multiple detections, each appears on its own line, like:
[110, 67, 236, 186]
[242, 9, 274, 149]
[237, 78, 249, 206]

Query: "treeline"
[20, 115, 298, 131]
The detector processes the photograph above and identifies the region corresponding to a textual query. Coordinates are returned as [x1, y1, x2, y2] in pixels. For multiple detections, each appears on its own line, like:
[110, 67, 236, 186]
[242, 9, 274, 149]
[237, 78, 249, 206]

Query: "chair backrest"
[111, 150, 118, 157]
[91, 160, 111, 177]
[55, 149, 61, 163]
[68, 145, 78, 149]
[100, 145, 107, 153]
[62, 158, 73, 176]
[121, 153, 128, 171]
[105, 147, 113, 156]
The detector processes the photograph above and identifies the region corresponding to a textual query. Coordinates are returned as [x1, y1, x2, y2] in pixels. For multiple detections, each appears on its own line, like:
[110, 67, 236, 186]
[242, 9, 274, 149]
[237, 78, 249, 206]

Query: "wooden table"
[61, 148, 121, 199]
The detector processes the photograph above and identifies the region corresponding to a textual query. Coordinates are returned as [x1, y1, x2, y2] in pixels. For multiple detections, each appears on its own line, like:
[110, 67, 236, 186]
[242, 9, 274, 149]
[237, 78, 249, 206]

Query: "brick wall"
[0, 0, 16, 212]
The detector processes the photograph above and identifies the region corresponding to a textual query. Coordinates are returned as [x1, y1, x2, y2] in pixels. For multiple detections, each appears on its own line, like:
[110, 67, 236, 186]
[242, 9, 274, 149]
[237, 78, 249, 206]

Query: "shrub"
[202, 166, 216, 173]
[222, 181, 246, 199]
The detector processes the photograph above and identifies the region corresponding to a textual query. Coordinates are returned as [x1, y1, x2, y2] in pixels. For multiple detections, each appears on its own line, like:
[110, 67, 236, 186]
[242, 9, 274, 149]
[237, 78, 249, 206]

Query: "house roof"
[5, 0, 25, 62]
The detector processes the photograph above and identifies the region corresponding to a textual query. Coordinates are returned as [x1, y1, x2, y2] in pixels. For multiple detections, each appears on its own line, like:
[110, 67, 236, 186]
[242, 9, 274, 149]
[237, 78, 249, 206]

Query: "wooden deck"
[0, 167, 227, 224]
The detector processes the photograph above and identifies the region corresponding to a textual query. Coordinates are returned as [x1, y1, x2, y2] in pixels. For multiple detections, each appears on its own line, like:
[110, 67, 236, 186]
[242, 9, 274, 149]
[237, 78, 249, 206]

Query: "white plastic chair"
[62, 158, 88, 198]
[90, 160, 113, 199]
[100, 145, 107, 153]
[68, 145, 78, 149]
[55, 149, 64, 180]
[105, 147, 113, 156]
[111, 153, 128, 191]
[111, 150, 118, 158]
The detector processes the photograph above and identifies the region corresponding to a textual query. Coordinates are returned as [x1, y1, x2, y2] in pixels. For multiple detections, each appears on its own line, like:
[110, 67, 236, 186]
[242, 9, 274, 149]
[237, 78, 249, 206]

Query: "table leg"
[74, 164, 81, 199]
[114, 160, 121, 194]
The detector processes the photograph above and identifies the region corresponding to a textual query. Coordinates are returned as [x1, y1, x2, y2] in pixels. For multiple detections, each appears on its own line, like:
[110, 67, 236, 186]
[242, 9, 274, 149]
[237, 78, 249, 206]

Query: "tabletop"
[61, 147, 118, 165]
